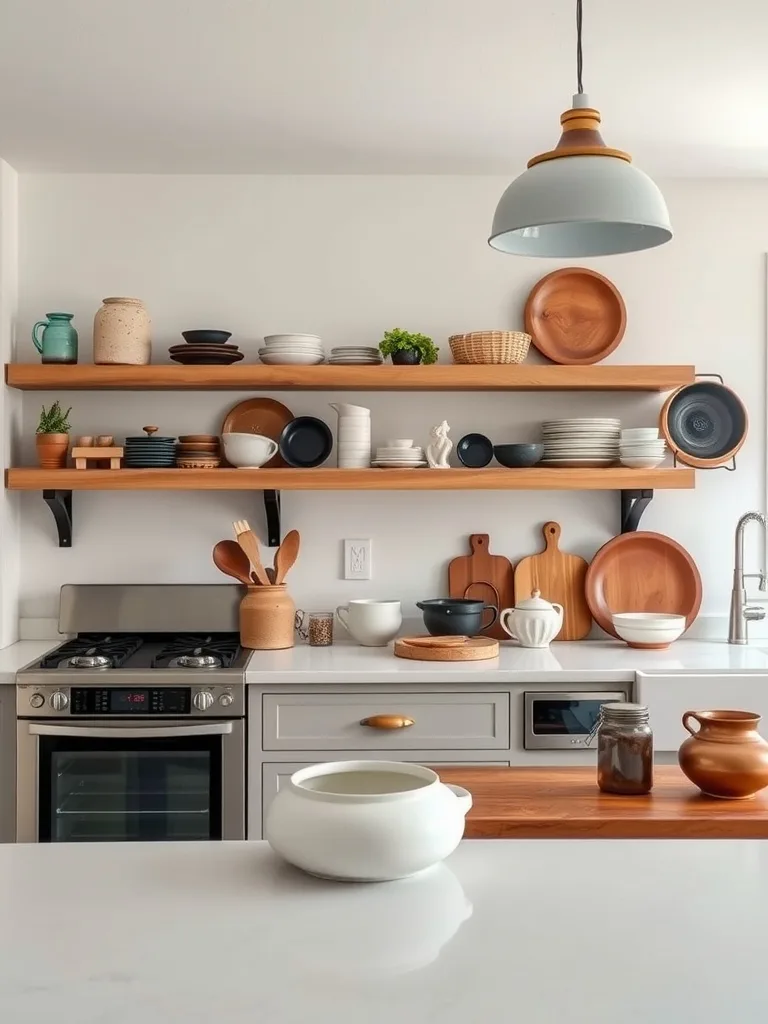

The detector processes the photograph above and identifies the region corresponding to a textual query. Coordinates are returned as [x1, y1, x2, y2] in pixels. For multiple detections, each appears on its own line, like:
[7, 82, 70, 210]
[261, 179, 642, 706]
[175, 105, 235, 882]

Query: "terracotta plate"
[221, 398, 294, 468]
[585, 531, 702, 638]
[524, 268, 627, 365]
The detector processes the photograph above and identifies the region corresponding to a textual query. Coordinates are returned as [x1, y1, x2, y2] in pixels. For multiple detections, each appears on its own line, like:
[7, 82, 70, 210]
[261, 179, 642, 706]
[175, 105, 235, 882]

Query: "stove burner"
[69, 654, 112, 670]
[176, 652, 222, 669]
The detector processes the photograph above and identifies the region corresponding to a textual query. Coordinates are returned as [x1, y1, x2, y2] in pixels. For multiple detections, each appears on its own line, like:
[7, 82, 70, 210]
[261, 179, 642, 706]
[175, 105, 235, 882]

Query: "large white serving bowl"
[621, 428, 660, 440]
[612, 613, 686, 647]
[259, 352, 325, 365]
[222, 432, 279, 467]
[264, 333, 323, 346]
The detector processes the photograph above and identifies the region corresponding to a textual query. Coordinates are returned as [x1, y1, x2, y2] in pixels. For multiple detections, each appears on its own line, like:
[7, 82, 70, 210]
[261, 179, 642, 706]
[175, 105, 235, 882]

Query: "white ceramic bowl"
[386, 439, 414, 448]
[259, 353, 325, 365]
[620, 456, 665, 469]
[264, 333, 322, 346]
[222, 432, 279, 468]
[621, 427, 660, 439]
[612, 613, 686, 647]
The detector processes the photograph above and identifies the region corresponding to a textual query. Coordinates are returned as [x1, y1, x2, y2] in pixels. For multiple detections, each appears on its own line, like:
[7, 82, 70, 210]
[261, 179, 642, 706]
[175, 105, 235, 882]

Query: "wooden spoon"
[233, 519, 271, 587]
[212, 540, 253, 586]
[274, 529, 301, 585]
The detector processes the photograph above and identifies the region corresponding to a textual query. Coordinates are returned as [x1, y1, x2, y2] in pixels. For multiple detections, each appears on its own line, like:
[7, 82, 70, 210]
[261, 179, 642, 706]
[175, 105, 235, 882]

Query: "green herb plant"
[36, 401, 72, 435]
[379, 328, 439, 365]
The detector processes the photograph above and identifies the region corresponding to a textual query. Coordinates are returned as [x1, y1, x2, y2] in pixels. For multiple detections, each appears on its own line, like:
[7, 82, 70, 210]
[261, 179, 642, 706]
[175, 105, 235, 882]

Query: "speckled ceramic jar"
[93, 297, 151, 364]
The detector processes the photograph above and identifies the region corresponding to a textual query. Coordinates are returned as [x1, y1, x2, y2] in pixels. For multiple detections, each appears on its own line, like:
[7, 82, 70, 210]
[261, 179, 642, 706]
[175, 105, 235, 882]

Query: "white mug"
[336, 599, 402, 647]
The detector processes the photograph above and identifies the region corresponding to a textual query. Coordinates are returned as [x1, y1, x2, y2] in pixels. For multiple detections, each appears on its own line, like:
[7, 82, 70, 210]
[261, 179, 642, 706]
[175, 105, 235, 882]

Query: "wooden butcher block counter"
[438, 766, 768, 839]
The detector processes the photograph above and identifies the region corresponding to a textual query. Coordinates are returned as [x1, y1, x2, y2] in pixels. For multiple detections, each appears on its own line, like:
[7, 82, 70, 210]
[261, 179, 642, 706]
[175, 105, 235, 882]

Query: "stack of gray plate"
[124, 427, 177, 468]
[329, 347, 382, 365]
[541, 418, 620, 468]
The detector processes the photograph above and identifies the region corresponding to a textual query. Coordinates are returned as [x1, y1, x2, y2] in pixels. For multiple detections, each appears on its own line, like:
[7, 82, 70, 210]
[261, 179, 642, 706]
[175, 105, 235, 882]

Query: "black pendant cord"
[576, 0, 584, 94]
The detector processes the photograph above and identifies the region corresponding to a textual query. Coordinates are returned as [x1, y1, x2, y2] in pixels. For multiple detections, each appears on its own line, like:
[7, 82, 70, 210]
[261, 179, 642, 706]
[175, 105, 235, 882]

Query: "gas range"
[16, 584, 249, 718]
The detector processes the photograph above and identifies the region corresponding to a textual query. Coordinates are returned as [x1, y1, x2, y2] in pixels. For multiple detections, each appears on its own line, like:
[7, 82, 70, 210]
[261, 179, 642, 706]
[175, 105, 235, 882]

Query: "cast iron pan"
[279, 416, 333, 468]
[660, 381, 747, 468]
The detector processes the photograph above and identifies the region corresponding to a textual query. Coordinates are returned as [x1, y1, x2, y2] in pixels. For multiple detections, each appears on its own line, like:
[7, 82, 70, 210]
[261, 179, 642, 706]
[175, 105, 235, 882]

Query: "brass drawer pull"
[360, 714, 415, 730]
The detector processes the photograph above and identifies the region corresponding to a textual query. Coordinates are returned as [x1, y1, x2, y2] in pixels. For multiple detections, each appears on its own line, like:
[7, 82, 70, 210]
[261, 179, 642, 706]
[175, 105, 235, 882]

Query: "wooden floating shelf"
[6, 468, 695, 492]
[4, 363, 695, 392]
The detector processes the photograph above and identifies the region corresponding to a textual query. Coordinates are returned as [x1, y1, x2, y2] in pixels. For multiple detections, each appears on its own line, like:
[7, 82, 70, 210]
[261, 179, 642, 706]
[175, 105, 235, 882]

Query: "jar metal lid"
[600, 701, 650, 724]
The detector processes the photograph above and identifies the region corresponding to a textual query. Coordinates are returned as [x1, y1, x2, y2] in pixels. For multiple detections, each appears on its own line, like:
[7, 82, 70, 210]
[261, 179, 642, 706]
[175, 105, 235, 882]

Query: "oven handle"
[27, 722, 234, 740]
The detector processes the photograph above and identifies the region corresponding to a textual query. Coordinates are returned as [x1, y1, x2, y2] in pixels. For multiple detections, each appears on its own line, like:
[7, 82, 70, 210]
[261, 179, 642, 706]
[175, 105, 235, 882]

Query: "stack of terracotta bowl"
[176, 434, 221, 469]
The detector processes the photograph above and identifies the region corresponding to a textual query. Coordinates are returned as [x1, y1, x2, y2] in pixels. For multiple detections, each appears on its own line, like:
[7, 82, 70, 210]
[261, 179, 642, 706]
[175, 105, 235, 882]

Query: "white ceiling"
[1, 0, 766, 175]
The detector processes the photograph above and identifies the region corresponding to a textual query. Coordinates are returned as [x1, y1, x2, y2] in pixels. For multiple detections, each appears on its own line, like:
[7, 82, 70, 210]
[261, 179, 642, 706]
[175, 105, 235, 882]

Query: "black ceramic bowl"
[416, 598, 498, 637]
[182, 330, 233, 345]
[279, 416, 333, 468]
[493, 443, 545, 468]
[457, 433, 494, 468]
[662, 381, 747, 467]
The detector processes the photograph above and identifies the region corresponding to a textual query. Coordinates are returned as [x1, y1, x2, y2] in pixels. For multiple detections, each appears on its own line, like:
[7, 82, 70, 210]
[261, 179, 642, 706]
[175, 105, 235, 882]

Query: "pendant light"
[489, 0, 672, 258]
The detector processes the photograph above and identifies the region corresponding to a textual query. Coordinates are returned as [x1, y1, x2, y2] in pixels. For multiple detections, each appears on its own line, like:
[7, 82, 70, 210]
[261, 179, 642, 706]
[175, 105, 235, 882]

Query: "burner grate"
[152, 634, 241, 669]
[41, 634, 145, 669]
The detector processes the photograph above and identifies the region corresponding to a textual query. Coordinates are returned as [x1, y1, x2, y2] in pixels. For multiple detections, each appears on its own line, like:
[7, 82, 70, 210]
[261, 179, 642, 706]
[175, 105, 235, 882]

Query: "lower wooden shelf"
[5, 467, 695, 491]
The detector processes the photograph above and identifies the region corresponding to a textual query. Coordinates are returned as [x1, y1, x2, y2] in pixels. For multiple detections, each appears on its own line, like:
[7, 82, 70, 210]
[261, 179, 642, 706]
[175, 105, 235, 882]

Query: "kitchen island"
[0, 839, 765, 1023]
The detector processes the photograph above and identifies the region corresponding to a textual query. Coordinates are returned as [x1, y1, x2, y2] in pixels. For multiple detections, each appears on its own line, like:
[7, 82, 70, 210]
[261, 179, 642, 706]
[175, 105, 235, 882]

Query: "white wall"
[13, 175, 767, 626]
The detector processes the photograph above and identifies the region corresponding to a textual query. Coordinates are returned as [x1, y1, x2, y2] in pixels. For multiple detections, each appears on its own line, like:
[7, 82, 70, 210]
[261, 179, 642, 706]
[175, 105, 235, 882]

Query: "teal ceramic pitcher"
[32, 312, 78, 363]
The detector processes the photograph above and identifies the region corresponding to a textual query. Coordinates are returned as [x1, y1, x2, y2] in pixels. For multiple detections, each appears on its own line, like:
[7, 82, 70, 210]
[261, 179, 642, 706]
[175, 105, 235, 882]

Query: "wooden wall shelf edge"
[4, 363, 696, 392]
[6, 467, 695, 491]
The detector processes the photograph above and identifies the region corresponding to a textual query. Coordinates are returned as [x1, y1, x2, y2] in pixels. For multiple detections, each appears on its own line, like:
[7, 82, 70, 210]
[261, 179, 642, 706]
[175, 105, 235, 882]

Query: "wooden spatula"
[273, 529, 300, 585]
[233, 519, 271, 586]
[405, 635, 470, 647]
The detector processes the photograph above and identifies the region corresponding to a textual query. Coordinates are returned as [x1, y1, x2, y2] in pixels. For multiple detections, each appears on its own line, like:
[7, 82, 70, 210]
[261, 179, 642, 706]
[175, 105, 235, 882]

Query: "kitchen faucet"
[728, 511, 768, 644]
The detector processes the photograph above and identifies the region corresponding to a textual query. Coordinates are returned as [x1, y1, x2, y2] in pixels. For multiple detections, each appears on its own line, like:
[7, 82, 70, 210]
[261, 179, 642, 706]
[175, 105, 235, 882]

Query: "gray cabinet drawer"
[262, 692, 510, 751]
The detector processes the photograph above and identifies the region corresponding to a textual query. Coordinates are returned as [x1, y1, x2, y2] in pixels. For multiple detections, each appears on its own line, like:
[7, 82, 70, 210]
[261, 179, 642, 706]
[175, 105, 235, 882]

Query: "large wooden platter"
[585, 531, 702, 638]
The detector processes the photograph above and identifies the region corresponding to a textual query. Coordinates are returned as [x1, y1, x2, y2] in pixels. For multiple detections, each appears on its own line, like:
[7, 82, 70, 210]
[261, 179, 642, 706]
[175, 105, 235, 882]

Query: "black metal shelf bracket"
[263, 490, 281, 547]
[620, 489, 653, 534]
[43, 489, 73, 547]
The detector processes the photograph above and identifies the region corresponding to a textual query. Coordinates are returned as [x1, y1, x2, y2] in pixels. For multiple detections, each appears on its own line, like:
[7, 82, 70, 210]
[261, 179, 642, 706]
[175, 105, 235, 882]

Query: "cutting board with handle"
[448, 534, 514, 641]
[513, 522, 592, 641]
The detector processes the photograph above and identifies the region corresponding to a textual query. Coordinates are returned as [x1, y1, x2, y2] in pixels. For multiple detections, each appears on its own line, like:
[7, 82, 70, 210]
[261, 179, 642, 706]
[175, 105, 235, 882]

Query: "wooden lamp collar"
[527, 93, 632, 168]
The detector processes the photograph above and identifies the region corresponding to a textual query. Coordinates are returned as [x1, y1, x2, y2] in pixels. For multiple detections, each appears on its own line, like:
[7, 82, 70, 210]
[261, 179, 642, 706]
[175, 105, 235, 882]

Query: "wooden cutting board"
[513, 522, 591, 640]
[395, 636, 499, 662]
[448, 534, 514, 641]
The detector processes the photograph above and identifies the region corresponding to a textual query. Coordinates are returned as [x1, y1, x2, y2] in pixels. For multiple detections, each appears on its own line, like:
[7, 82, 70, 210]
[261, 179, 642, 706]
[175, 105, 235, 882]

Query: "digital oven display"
[110, 689, 150, 712]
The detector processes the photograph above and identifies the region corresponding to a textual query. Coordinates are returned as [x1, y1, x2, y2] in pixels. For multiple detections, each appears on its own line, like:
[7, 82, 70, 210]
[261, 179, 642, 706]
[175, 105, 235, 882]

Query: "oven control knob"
[193, 690, 214, 711]
[218, 693, 234, 708]
[29, 693, 45, 709]
[50, 691, 69, 711]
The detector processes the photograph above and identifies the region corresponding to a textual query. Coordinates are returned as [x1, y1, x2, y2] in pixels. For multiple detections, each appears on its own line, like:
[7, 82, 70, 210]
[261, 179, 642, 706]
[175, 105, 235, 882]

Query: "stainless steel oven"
[16, 684, 245, 843]
[524, 690, 629, 749]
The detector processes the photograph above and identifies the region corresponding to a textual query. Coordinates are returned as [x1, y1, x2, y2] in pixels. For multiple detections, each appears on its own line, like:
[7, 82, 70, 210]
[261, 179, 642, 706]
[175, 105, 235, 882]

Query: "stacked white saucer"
[619, 428, 666, 468]
[259, 334, 325, 365]
[373, 439, 426, 468]
[541, 418, 620, 467]
[337, 405, 371, 468]
[329, 346, 382, 365]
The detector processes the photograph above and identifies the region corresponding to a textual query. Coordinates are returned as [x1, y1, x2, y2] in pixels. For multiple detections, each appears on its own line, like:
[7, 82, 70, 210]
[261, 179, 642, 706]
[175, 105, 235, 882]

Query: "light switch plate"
[344, 539, 372, 580]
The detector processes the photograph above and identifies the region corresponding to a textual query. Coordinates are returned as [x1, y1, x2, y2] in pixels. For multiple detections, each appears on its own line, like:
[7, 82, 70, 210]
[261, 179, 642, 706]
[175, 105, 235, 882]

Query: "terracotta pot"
[678, 709, 768, 799]
[35, 433, 69, 469]
[93, 296, 151, 364]
[240, 584, 295, 650]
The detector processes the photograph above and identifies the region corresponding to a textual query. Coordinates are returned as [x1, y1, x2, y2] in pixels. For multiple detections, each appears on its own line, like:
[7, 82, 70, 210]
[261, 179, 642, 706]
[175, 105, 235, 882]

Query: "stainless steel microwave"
[524, 690, 629, 749]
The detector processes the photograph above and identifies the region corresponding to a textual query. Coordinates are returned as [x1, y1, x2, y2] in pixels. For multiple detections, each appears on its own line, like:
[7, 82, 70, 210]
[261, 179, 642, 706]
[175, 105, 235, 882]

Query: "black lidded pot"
[416, 598, 498, 637]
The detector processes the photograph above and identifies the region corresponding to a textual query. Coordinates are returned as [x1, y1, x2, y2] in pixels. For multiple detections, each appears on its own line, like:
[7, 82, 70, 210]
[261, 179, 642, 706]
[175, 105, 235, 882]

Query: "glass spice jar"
[594, 702, 653, 795]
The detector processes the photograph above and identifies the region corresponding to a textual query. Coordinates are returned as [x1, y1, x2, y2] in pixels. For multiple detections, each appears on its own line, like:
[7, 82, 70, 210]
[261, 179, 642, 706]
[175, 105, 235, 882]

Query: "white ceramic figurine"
[427, 420, 452, 468]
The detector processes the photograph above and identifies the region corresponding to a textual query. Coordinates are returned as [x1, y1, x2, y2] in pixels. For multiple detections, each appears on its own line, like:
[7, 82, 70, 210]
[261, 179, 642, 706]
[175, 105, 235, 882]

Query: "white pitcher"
[329, 402, 370, 418]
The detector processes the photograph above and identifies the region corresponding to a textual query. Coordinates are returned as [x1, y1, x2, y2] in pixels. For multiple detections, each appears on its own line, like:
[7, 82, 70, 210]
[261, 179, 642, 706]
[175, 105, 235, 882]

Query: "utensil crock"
[240, 584, 295, 650]
[265, 760, 472, 881]
[678, 710, 768, 799]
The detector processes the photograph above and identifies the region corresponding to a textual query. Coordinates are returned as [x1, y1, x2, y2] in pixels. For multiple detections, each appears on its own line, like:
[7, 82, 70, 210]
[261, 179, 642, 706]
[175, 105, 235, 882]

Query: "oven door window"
[531, 699, 606, 736]
[38, 736, 222, 842]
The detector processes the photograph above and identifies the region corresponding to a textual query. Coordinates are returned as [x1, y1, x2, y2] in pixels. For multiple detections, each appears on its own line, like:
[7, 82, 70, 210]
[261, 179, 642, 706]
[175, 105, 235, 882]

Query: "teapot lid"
[515, 589, 557, 611]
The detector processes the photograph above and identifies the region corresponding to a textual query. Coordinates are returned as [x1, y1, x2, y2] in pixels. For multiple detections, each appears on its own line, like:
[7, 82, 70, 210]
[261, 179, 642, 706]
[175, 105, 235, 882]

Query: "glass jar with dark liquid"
[594, 702, 653, 795]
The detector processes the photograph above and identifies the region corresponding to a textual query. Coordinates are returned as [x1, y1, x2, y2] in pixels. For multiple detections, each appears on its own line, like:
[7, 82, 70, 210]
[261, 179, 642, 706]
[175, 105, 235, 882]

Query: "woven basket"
[449, 331, 531, 365]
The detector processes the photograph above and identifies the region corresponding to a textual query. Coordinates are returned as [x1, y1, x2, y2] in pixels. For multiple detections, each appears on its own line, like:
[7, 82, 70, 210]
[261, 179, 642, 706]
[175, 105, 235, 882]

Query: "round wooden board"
[524, 267, 626, 365]
[221, 398, 294, 468]
[585, 532, 702, 639]
[395, 636, 499, 662]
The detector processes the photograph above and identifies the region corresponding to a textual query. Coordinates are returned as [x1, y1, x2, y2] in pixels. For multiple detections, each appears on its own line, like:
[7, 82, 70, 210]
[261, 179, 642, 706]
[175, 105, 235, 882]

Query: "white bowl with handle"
[222, 432, 279, 467]
[265, 760, 472, 881]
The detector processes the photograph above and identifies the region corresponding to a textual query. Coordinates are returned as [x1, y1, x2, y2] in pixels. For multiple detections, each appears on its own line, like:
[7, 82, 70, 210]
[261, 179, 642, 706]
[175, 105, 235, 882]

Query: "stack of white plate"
[338, 405, 371, 468]
[619, 428, 666, 469]
[259, 334, 326, 365]
[541, 418, 621, 467]
[328, 347, 382, 365]
[372, 439, 426, 468]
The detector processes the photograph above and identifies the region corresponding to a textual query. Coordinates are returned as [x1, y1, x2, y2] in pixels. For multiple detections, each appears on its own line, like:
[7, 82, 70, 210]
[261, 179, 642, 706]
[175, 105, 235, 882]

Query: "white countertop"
[245, 639, 768, 684]
[0, 640, 59, 683]
[0, 839, 765, 1023]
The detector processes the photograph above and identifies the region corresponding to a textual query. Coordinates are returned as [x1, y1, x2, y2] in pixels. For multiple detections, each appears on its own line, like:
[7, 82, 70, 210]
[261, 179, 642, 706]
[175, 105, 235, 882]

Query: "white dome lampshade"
[489, 94, 672, 258]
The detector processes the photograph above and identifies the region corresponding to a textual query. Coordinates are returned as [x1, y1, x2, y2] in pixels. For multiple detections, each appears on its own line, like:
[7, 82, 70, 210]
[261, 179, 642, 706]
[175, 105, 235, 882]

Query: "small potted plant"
[379, 328, 438, 366]
[36, 401, 72, 468]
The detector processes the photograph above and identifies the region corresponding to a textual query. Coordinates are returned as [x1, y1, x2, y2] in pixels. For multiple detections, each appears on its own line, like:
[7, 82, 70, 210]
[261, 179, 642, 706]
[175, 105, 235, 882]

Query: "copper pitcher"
[678, 710, 768, 799]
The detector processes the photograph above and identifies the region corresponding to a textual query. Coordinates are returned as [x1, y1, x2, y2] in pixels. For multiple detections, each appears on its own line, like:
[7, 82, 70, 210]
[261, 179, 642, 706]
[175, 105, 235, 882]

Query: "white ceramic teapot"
[265, 760, 472, 881]
[500, 589, 564, 648]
